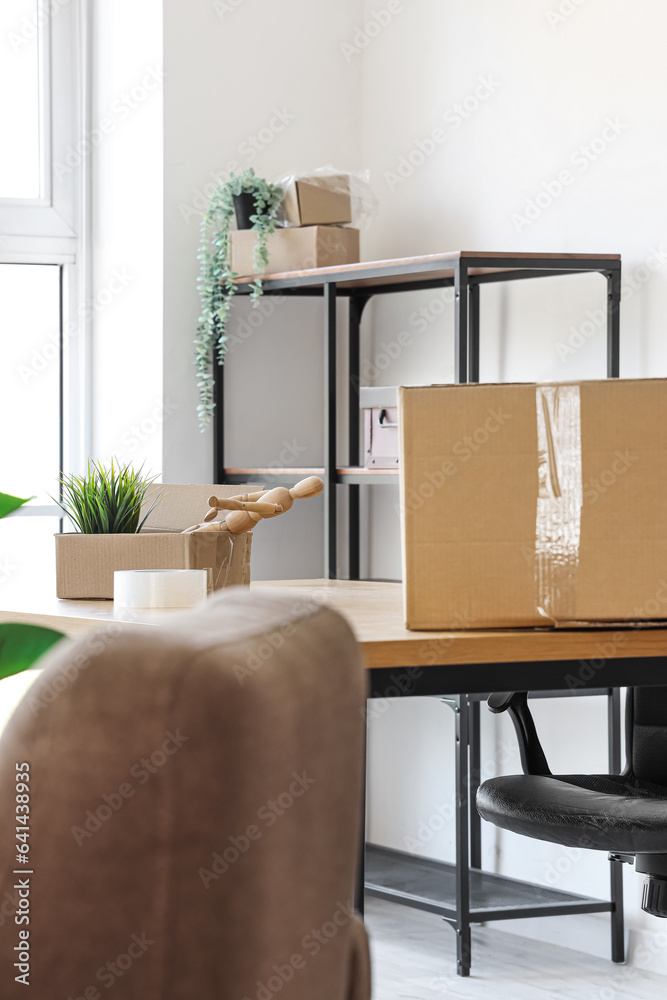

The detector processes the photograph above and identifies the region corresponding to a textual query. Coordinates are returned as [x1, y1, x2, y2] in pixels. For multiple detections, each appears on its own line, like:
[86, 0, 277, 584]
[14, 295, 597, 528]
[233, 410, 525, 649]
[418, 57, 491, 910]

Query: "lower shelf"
[365, 844, 613, 923]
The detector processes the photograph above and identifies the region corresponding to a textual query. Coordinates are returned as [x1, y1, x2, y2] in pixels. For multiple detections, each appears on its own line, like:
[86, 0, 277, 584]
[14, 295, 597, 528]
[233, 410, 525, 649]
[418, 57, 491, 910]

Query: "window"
[0, 0, 88, 495]
[0, 264, 61, 501]
[0, 2, 43, 200]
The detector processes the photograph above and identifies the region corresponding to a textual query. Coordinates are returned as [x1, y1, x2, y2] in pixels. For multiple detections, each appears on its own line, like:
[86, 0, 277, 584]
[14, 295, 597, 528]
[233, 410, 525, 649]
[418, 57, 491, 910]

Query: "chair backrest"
[0, 589, 370, 999]
[627, 686, 667, 787]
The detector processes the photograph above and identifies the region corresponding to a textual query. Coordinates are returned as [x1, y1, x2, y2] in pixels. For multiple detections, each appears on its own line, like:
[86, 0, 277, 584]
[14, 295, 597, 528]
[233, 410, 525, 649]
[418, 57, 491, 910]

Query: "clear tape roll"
[114, 570, 208, 609]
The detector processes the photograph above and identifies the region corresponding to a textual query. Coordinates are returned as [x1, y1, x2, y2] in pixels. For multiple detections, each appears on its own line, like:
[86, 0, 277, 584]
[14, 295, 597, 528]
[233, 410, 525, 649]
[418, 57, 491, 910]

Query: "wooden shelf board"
[233, 251, 621, 291]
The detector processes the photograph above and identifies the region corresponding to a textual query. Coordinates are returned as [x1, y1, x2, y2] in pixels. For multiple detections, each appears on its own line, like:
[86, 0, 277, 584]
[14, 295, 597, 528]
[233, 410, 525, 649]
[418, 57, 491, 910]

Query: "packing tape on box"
[535, 384, 583, 624]
[114, 569, 208, 609]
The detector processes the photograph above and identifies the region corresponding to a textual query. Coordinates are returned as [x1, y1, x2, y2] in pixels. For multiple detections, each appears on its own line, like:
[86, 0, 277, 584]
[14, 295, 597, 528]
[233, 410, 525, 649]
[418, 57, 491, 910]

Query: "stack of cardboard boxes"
[230, 173, 360, 277]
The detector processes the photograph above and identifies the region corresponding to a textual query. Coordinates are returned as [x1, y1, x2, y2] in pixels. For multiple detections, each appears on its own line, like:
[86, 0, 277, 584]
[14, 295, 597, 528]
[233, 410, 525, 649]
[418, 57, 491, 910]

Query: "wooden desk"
[2, 576, 663, 975]
[3, 578, 666, 695]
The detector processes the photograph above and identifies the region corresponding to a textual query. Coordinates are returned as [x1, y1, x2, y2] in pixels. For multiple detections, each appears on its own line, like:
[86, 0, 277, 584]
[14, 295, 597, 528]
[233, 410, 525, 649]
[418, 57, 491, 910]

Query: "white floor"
[365, 899, 667, 999]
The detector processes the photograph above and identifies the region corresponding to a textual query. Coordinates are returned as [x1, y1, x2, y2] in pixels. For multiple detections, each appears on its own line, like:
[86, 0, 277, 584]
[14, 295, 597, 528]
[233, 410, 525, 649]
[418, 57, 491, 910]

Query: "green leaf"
[0, 493, 32, 520]
[0, 624, 65, 680]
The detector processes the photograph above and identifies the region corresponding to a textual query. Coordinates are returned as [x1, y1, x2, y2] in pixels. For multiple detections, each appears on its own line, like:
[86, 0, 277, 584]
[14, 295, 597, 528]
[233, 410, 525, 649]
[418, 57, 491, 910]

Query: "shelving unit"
[217, 249, 624, 975]
[216, 250, 621, 578]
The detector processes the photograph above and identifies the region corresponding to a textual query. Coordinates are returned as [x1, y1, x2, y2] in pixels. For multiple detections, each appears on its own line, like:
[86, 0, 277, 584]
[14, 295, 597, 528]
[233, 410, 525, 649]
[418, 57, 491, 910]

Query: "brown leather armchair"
[0, 588, 371, 999]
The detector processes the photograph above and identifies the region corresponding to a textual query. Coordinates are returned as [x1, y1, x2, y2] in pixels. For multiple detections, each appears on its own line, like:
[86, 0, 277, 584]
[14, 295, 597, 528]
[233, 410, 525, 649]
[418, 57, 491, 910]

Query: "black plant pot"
[233, 193, 256, 230]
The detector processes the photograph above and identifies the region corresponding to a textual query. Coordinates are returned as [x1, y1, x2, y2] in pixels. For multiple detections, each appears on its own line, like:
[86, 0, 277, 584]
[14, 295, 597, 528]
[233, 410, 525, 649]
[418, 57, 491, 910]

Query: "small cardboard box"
[281, 174, 352, 226]
[231, 226, 359, 277]
[399, 380, 667, 630]
[55, 483, 261, 600]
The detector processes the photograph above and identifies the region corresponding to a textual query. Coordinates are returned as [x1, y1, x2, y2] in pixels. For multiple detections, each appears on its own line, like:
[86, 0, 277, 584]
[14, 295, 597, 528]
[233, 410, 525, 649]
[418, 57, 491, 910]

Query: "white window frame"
[0, 0, 92, 506]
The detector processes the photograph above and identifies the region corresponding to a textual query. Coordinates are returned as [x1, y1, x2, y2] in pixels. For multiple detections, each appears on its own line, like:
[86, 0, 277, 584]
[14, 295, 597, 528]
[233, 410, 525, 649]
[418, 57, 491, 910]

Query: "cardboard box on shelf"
[281, 174, 352, 226]
[231, 225, 359, 277]
[55, 483, 260, 600]
[399, 380, 667, 630]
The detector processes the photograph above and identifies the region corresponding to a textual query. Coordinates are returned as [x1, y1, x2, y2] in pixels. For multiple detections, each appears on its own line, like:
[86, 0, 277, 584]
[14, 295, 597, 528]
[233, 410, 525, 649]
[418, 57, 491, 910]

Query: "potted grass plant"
[0, 492, 65, 677]
[51, 461, 252, 600]
[54, 460, 162, 534]
[53, 459, 170, 600]
[195, 168, 283, 429]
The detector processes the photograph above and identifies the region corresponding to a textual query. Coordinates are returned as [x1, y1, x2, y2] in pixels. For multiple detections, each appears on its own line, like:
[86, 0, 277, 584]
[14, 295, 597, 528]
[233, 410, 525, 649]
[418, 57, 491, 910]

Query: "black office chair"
[477, 688, 667, 917]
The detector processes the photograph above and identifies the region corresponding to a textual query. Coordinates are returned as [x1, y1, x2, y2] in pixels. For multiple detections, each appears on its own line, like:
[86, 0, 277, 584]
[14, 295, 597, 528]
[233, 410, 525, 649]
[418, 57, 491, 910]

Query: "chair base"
[636, 855, 667, 917]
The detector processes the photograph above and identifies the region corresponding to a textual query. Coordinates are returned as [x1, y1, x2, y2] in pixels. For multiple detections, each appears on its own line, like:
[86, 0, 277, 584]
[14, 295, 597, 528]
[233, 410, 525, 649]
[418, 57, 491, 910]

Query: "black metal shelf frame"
[218, 252, 623, 977]
[217, 253, 621, 579]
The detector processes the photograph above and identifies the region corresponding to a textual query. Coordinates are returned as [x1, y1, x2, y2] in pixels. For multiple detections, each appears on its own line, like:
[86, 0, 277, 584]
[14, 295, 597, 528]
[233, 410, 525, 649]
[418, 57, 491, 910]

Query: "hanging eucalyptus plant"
[195, 168, 283, 428]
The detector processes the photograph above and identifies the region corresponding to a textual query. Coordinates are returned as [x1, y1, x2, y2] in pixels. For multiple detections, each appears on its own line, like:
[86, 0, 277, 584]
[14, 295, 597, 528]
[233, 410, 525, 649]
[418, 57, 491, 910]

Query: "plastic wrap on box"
[276, 166, 378, 230]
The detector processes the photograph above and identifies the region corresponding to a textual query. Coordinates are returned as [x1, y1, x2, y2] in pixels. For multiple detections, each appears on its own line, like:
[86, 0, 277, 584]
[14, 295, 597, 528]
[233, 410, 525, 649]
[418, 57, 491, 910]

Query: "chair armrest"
[487, 692, 552, 776]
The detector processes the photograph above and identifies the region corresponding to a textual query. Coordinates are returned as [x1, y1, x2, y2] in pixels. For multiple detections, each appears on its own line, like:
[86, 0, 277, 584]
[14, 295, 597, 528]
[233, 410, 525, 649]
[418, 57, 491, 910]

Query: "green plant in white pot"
[0, 492, 64, 678]
[195, 168, 283, 428]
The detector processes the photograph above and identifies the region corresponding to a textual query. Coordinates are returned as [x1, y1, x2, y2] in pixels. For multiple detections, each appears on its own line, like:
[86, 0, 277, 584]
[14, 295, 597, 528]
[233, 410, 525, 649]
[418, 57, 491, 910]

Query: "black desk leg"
[606, 269, 621, 378]
[348, 296, 368, 581]
[454, 262, 469, 384]
[454, 694, 472, 976]
[324, 283, 337, 579]
[468, 283, 480, 385]
[469, 699, 482, 870]
[356, 700, 368, 916]
[608, 688, 625, 962]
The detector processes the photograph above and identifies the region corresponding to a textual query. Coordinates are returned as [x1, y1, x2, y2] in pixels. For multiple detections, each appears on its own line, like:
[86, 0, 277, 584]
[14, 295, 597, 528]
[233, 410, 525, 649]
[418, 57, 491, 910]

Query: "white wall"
[91, 0, 164, 475]
[162, 0, 365, 577]
[360, 0, 667, 964]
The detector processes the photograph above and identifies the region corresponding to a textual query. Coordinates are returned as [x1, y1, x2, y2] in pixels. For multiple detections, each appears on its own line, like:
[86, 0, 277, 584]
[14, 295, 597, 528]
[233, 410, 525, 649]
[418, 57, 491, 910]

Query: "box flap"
[141, 483, 263, 533]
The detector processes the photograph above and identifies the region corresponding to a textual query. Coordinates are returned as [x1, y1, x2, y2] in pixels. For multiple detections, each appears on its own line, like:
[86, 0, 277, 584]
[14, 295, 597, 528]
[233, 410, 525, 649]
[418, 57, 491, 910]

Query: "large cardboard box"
[231, 226, 359, 277]
[399, 380, 667, 629]
[55, 483, 260, 600]
[281, 174, 352, 226]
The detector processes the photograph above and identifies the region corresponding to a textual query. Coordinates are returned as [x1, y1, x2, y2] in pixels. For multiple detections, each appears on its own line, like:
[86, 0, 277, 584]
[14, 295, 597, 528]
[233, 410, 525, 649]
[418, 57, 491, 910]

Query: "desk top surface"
[1, 578, 665, 670]
[233, 250, 621, 291]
